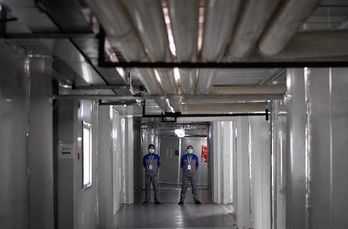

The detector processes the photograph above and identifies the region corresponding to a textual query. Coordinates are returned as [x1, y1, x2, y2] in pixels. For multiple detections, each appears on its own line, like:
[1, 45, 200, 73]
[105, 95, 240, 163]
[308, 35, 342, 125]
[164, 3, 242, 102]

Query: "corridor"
[2, 0, 348, 229]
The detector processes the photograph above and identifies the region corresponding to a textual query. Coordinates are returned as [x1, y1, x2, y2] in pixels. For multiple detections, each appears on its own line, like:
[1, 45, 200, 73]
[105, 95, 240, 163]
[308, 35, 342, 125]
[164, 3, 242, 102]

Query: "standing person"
[142, 144, 161, 205]
[178, 145, 201, 205]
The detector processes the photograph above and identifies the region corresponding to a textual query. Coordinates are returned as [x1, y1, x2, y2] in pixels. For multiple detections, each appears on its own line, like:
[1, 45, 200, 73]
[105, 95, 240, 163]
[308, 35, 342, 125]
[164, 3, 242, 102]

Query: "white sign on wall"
[58, 144, 75, 159]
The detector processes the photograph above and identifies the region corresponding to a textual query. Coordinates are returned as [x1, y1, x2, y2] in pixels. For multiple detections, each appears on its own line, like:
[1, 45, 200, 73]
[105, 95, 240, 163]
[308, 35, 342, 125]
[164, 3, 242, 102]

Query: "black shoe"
[143, 201, 149, 205]
[178, 201, 184, 205]
[155, 201, 160, 204]
[195, 200, 201, 205]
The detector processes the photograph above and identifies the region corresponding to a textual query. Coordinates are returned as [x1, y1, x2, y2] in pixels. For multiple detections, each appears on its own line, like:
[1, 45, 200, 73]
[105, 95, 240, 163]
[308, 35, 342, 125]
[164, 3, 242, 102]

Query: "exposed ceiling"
[0, 0, 347, 116]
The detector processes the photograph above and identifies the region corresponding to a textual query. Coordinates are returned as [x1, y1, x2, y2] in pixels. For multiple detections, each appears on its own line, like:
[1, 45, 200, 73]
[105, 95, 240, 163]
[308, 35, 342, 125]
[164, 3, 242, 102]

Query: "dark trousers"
[145, 175, 159, 202]
[180, 175, 198, 202]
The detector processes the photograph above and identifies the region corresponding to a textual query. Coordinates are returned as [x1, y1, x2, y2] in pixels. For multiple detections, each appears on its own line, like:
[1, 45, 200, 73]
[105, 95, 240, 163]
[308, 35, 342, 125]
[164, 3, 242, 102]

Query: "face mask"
[149, 149, 155, 154]
[188, 149, 193, 154]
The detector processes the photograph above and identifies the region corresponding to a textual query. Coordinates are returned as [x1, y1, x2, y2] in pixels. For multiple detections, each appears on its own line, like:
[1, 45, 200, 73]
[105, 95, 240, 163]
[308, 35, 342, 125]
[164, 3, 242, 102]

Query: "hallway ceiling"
[1, 0, 347, 115]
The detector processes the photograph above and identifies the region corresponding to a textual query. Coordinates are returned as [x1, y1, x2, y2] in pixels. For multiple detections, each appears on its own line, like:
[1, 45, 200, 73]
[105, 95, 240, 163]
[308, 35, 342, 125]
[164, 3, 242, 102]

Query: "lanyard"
[187, 155, 192, 165]
[149, 155, 153, 163]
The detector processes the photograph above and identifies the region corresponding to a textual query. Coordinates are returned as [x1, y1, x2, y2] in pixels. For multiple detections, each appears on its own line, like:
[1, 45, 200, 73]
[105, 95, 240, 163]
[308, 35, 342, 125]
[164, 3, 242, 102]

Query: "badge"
[149, 164, 153, 170]
[188, 165, 191, 170]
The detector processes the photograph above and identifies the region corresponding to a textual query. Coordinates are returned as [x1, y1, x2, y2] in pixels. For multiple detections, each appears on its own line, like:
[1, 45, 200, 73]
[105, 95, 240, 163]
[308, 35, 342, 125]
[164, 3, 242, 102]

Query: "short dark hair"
[148, 144, 155, 149]
[187, 145, 193, 149]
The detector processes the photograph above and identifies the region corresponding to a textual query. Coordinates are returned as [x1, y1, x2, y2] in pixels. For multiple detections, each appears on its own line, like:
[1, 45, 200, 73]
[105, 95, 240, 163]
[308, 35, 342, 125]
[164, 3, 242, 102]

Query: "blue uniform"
[180, 154, 199, 177]
[143, 153, 160, 177]
[180, 153, 200, 202]
[143, 153, 160, 202]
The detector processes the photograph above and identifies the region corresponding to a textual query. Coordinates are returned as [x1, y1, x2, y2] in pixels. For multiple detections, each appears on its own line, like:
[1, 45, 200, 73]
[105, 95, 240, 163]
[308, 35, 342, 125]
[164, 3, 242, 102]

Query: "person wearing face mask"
[178, 145, 201, 205]
[142, 144, 161, 205]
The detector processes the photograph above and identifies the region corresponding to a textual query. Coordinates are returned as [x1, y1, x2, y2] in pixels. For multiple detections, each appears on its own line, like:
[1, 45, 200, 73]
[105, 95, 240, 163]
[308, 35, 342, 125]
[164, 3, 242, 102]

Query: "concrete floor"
[113, 189, 235, 228]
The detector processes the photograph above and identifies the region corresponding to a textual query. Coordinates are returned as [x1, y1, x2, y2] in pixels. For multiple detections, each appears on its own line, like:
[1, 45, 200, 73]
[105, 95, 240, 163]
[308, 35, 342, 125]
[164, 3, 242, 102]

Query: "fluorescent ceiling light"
[175, 129, 185, 138]
[174, 68, 180, 81]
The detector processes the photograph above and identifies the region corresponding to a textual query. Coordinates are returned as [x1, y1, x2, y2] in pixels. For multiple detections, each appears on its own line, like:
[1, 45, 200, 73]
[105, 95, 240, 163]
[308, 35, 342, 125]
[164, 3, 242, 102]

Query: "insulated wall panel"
[286, 68, 306, 229]
[309, 68, 348, 229]
[0, 43, 28, 229]
[98, 106, 113, 229]
[235, 117, 252, 228]
[271, 101, 287, 229]
[307, 68, 331, 229]
[250, 116, 271, 229]
[331, 68, 348, 229]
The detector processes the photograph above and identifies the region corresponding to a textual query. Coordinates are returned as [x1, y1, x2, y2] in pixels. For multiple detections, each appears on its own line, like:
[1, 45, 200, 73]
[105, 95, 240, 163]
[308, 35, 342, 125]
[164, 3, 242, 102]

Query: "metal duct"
[265, 31, 348, 60]
[123, 0, 170, 61]
[258, 0, 321, 56]
[122, 0, 179, 112]
[226, 0, 281, 60]
[179, 69, 197, 94]
[211, 85, 286, 95]
[182, 102, 267, 114]
[196, 0, 241, 94]
[123, 0, 178, 95]
[168, 0, 198, 95]
[86, 0, 146, 61]
[87, 0, 174, 111]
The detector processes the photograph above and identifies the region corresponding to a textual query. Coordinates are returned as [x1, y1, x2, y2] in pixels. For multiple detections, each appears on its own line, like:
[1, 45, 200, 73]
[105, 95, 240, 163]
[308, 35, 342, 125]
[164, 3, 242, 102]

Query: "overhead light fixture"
[163, 6, 176, 56]
[154, 69, 162, 83]
[175, 129, 185, 138]
[165, 98, 175, 113]
[174, 68, 180, 82]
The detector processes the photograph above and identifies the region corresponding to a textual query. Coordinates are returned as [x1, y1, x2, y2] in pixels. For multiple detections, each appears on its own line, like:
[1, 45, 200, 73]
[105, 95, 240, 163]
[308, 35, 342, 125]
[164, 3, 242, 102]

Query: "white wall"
[97, 107, 134, 228]
[250, 116, 271, 229]
[286, 67, 348, 229]
[271, 101, 287, 229]
[211, 117, 271, 229]
[58, 102, 134, 229]
[0, 42, 54, 228]
[212, 121, 234, 204]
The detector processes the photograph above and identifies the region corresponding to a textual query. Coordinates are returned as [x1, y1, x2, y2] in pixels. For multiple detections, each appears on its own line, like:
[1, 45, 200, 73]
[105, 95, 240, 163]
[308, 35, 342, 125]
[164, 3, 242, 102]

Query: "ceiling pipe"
[167, 0, 199, 95]
[258, 0, 321, 56]
[182, 102, 267, 114]
[122, 0, 178, 93]
[86, 0, 173, 111]
[263, 31, 348, 60]
[196, 0, 241, 94]
[122, 0, 180, 111]
[211, 85, 286, 95]
[225, 0, 281, 60]
[55, 94, 283, 101]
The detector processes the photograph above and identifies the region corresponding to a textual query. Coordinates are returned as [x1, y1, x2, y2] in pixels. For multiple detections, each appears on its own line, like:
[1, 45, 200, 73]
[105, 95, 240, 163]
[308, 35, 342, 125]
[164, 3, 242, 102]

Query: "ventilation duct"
[226, 0, 281, 60]
[86, 0, 175, 111]
[258, 0, 321, 56]
[182, 102, 267, 114]
[264, 31, 348, 60]
[123, 0, 179, 111]
[168, 0, 199, 95]
[196, 0, 241, 94]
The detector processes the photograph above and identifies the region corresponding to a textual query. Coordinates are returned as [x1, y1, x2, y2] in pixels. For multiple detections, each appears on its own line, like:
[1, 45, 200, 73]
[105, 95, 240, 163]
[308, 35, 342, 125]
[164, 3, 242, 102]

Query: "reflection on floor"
[113, 189, 235, 228]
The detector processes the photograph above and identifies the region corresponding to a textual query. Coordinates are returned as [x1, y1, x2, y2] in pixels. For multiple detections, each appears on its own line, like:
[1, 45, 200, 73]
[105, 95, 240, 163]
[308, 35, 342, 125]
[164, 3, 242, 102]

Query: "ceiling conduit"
[263, 31, 348, 60]
[168, 0, 199, 95]
[258, 0, 321, 57]
[182, 102, 267, 114]
[122, 0, 180, 111]
[225, 0, 281, 60]
[86, 0, 171, 111]
[196, 0, 241, 94]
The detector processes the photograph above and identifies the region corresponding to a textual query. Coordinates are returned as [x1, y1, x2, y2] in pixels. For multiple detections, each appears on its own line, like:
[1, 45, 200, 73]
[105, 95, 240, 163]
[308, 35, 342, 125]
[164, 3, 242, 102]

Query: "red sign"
[201, 145, 208, 163]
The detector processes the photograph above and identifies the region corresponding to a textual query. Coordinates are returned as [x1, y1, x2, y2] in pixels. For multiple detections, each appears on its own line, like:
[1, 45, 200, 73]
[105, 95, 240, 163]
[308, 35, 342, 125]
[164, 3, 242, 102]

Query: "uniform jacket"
[143, 153, 160, 177]
[180, 153, 199, 177]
